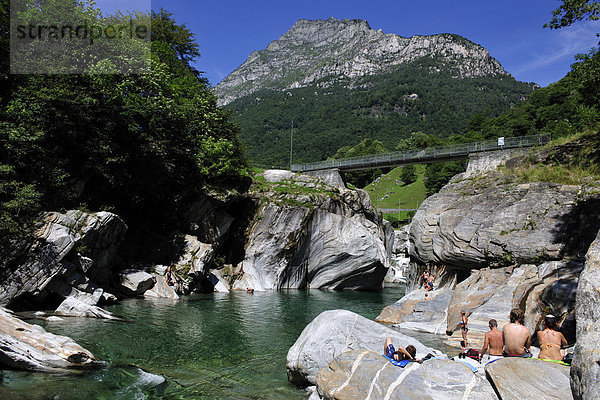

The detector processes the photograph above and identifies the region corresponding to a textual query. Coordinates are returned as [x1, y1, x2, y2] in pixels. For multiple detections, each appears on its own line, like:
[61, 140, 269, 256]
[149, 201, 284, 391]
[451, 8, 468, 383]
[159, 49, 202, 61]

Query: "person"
[502, 308, 531, 357]
[384, 337, 417, 362]
[460, 311, 468, 348]
[425, 275, 435, 291]
[166, 263, 175, 286]
[537, 314, 567, 361]
[479, 319, 504, 363]
[420, 270, 430, 288]
[424, 293, 431, 301]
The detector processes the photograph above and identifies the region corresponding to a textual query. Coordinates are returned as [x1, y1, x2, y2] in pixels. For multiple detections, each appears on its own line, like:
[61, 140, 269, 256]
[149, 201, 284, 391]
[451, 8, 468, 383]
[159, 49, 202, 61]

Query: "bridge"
[291, 134, 551, 172]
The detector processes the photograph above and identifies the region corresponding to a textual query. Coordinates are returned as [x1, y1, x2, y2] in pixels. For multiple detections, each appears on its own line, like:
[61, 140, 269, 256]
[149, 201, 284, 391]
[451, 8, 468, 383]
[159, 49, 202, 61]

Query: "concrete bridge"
[291, 134, 551, 172]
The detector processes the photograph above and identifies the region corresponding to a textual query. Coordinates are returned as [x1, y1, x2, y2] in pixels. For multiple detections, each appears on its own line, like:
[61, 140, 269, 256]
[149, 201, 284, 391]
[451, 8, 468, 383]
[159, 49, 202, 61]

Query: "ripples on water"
[0, 285, 451, 399]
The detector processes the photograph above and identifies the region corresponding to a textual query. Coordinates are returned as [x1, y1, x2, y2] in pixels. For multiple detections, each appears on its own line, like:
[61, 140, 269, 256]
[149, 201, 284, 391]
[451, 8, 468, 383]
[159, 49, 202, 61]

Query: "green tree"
[332, 139, 389, 187]
[545, 0, 600, 30]
[400, 164, 417, 185]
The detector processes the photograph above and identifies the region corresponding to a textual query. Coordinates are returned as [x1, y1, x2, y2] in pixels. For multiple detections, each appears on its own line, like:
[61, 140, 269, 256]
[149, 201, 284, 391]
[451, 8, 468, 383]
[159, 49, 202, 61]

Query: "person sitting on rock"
[384, 337, 417, 362]
[502, 308, 531, 357]
[166, 263, 175, 286]
[425, 275, 435, 291]
[537, 314, 567, 361]
[479, 319, 504, 363]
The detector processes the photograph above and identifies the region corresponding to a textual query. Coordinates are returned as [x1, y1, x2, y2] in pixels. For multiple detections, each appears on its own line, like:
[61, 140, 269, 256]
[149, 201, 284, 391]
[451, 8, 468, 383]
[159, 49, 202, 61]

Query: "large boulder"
[54, 290, 120, 320]
[0, 307, 100, 372]
[486, 358, 572, 400]
[286, 309, 441, 386]
[571, 231, 600, 400]
[410, 172, 600, 268]
[316, 350, 496, 400]
[117, 269, 155, 296]
[0, 210, 127, 307]
[234, 174, 391, 291]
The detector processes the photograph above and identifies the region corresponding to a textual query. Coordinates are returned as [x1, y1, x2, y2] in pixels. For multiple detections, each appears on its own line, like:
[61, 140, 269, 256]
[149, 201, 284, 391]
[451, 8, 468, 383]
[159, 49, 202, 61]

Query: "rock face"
[0, 210, 127, 308]
[54, 290, 120, 320]
[232, 170, 392, 291]
[286, 309, 440, 387]
[409, 171, 600, 267]
[315, 351, 495, 400]
[571, 230, 600, 400]
[215, 18, 507, 105]
[379, 145, 600, 353]
[0, 307, 100, 372]
[486, 358, 572, 400]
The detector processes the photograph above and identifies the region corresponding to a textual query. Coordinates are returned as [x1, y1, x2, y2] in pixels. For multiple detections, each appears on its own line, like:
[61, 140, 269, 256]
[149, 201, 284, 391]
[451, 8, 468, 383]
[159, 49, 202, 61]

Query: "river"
[1, 285, 454, 399]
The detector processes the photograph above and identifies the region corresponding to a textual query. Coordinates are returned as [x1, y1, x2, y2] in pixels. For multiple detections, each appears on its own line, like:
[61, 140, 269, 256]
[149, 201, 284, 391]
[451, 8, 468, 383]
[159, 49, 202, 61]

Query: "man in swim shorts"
[460, 310, 468, 349]
[502, 308, 532, 357]
[479, 319, 504, 363]
[537, 314, 567, 361]
[384, 337, 416, 361]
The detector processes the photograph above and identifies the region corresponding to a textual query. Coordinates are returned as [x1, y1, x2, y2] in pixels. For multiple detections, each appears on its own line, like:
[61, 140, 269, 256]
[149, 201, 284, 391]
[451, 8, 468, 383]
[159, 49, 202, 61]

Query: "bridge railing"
[291, 133, 551, 172]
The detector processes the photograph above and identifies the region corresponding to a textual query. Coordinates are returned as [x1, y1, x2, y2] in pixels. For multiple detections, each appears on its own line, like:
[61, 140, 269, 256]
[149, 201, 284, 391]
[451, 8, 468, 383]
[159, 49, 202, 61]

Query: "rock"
[54, 291, 120, 320]
[571, 231, 600, 400]
[172, 235, 214, 275]
[316, 350, 496, 400]
[143, 273, 180, 300]
[393, 226, 410, 256]
[486, 357, 572, 400]
[234, 181, 391, 291]
[409, 172, 600, 268]
[46, 316, 63, 322]
[303, 169, 346, 188]
[215, 18, 508, 106]
[263, 169, 295, 183]
[0, 210, 127, 307]
[286, 309, 440, 386]
[0, 307, 100, 372]
[117, 269, 155, 296]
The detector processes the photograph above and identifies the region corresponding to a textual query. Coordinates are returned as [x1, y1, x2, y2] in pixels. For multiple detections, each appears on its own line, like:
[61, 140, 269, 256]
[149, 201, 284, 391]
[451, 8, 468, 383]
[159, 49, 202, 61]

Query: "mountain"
[215, 18, 536, 168]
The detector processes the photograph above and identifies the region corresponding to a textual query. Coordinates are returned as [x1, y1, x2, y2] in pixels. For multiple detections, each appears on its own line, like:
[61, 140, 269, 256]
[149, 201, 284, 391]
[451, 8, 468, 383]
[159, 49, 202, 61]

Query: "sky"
[96, 0, 600, 87]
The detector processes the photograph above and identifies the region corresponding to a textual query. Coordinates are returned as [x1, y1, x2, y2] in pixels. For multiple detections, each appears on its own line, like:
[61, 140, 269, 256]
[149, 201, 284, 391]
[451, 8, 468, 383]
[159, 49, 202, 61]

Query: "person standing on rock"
[479, 319, 504, 363]
[537, 314, 567, 361]
[502, 308, 531, 357]
[460, 311, 469, 349]
[420, 270, 430, 288]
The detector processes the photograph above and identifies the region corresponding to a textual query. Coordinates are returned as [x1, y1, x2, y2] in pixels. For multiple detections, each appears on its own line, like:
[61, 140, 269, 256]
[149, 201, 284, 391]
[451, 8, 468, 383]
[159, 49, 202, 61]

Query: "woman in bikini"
[460, 310, 468, 349]
[537, 314, 567, 361]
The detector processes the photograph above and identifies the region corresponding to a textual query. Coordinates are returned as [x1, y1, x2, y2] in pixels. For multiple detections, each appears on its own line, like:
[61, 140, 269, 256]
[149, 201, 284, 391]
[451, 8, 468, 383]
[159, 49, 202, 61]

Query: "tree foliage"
[0, 1, 246, 247]
[545, 0, 600, 29]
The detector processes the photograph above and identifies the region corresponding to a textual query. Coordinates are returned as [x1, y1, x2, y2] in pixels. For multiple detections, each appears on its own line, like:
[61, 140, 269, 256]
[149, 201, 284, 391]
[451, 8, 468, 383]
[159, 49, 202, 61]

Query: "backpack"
[466, 348, 479, 361]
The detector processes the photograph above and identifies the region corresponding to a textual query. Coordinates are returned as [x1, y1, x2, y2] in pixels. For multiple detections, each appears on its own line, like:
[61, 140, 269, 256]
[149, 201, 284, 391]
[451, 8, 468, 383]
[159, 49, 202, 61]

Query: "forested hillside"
[227, 57, 535, 168]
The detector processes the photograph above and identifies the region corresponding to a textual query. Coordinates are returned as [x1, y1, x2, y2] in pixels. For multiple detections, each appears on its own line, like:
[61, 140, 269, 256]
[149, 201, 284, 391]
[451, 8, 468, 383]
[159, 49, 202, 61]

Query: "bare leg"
[384, 337, 393, 354]
[462, 329, 467, 348]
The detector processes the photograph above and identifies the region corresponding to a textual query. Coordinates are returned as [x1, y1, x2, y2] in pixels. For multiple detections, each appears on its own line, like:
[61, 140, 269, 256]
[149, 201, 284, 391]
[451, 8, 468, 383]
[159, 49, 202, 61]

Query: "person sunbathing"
[384, 337, 417, 361]
[537, 314, 567, 361]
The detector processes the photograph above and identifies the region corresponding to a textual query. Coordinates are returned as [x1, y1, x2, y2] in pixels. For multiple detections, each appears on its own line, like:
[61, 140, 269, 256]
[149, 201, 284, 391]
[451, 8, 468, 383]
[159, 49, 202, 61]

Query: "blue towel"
[382, 354, 410, 367]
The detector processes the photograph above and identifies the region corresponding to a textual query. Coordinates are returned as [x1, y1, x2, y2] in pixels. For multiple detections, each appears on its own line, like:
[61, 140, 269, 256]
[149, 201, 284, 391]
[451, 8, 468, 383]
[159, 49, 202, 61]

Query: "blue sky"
[97, 0, 599, 87]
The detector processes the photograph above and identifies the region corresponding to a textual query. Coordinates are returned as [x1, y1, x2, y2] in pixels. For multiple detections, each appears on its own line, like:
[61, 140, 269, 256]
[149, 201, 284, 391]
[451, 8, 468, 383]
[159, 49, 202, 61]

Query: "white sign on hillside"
[498, 137, 505, 146]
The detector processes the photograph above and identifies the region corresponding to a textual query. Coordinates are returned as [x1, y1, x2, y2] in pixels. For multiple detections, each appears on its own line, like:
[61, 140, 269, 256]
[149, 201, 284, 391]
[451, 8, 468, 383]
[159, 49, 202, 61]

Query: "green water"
[1, 285, 445, 400]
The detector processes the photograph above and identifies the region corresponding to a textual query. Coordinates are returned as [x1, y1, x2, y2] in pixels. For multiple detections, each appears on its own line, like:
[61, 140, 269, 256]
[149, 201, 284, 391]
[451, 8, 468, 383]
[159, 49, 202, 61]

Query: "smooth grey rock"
[571, 231, 600, 400]
[303, 169, 346, 188]
[144, 274, 180, 300]
[118, 270, 155, 296]
[286, 309, 441, 386]
[486, 357, 572, 400]
[55, 292, 119, 320]
[263, 169, 295, 183]
[234, 183, 391, 291]
[409, 174, 598, 268]
[316, 350, 495, 400]
[0, 307, 100, 372]
[0, 210, 126, 306]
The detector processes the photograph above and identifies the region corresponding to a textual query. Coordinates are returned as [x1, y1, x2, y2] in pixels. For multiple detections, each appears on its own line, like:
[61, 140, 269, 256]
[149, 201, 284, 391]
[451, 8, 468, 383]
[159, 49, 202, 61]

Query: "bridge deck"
[291, 134, 551, 172]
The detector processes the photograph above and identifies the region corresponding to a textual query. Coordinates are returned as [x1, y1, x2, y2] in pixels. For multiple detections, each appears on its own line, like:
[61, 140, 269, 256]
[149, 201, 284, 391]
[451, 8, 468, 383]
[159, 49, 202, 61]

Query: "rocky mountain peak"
[215, 18, 508, 106]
